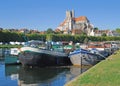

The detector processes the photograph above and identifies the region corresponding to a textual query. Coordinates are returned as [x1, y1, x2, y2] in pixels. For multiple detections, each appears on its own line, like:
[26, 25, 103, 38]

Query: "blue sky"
[0, 0, 120, 31]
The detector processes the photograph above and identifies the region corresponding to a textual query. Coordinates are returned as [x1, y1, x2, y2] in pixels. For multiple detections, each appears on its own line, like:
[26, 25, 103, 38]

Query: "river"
[0, 48, 90, 86]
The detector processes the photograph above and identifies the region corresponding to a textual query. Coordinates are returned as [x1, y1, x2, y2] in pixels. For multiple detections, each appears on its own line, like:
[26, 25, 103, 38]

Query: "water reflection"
[0, 48, 91, 86]
[65, 66, 89, 82]
[19, 67, 69, 85]
[4, 65, 90, 86]
[0, 48, 4, 59]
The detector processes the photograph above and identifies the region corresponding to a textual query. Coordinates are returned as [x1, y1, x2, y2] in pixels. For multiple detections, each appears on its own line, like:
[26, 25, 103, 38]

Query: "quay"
[65, 50, 120, 86]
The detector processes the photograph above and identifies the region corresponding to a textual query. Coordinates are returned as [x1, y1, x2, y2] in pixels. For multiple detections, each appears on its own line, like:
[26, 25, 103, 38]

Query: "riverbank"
[65, 50, 120, 86]
[0, 44, 22, 48]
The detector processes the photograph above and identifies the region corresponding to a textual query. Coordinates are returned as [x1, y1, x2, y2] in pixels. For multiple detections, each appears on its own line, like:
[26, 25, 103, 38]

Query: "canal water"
[0, 49, 91, 86]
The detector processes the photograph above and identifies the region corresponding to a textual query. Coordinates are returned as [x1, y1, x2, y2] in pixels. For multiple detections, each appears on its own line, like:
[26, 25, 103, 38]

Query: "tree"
[102, 33, 107, 36]
[80, 32, 87, 36]
[84, 37, 89, 44]
[116, 28, 120, 34]
[0, 27, 3, 31]
[46, 28, 54, 34]
[94, 27, 99, 31]
[54, 31, 63, 34]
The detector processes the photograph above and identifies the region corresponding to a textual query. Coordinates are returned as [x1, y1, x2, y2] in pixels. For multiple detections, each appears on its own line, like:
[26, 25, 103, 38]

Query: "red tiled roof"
[60, 19, 67, 26]
[55, 28, 61, 32]
[39, 31, 46, 34]
[59, 16, 88, 27]
[88, 42, 105, 48]
[94, 30, 110, 34]
[74, 16, 88, 22]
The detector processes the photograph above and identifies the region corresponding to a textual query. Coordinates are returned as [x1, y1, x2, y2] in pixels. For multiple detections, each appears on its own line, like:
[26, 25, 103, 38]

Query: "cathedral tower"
[65, 10, 75, 31]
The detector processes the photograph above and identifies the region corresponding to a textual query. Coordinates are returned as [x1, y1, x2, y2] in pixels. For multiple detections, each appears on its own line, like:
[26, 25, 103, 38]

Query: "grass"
[0, 44, 23, 48]
[65, 50, 120, 86]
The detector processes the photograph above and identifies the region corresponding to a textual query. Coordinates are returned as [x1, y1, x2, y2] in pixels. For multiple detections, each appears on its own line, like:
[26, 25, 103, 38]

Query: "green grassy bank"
[65, 50, 120, 86]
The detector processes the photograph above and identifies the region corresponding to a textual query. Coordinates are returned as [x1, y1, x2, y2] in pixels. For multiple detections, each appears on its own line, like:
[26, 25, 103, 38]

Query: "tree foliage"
[102, 33, 107, 36]
[116, 28, 120, 34]
[94, 27, 99, 31]
[0, 30, 120, 43]
[46, 28, 54, 34]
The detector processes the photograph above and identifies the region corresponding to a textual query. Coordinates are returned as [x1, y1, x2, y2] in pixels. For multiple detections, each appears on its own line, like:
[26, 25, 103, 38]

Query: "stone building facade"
[56, 10, 94, 36]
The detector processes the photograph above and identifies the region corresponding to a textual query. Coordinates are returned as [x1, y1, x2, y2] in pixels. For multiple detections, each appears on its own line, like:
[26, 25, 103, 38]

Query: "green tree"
[54, 31, 63, 34]
[84, 37, 89, 44]
[102, 33, 107, 36]
[46, 28, 54, 34]
[80, 32, 87, 36]
[94, 27, 99, 31]
[116, 28, 120, 34]
[46, 34, 53, 41]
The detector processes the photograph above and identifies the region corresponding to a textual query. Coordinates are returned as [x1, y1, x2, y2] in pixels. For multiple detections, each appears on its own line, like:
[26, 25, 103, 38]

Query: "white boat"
[10, 48, 20, 56]
[89, 48, 107, 58]
[88, 42, 111, 57]
[69, 48, 105, 66]
[18, 41, 71, 67]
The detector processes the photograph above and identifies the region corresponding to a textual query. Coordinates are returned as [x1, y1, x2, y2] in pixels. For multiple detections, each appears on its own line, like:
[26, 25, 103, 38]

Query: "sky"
[0, 0, 120, 31]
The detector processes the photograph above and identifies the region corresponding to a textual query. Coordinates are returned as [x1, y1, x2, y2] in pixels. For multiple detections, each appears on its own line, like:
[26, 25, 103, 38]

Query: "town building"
[94, 30, 120, 36]
[56, 10, 94, 36]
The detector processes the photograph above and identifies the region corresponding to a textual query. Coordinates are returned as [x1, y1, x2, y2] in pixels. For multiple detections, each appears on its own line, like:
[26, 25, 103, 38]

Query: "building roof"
[94, 30, 110, 34]
[74, 16, 89, 22]
[55, 28, 61, 32]
[59, 19, 67, 26]
[59, 16, 89, 27]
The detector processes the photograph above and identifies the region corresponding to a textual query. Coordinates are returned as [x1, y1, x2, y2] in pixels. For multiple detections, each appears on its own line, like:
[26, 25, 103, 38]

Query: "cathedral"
[56, 10, 94, 36]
